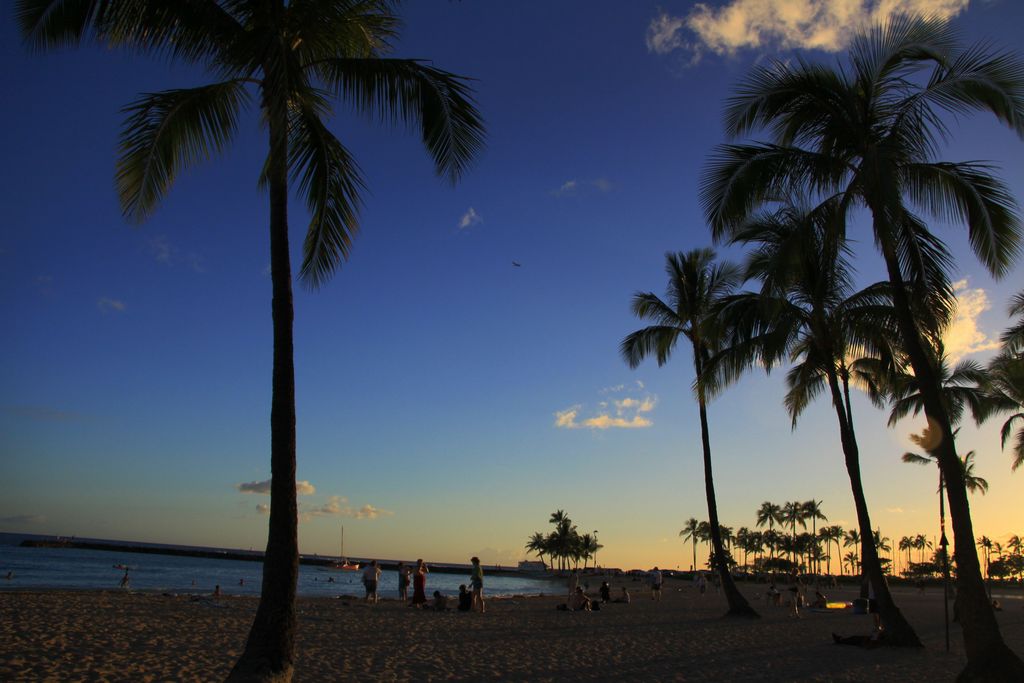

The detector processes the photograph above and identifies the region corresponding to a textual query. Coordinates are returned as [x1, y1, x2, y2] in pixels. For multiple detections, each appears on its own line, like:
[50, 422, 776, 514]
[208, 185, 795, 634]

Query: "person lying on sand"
[833, 632, 882, 649]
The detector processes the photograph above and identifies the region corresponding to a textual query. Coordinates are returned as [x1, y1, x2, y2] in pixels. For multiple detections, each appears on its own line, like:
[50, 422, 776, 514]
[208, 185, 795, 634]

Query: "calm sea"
[0, 533, 558, 598]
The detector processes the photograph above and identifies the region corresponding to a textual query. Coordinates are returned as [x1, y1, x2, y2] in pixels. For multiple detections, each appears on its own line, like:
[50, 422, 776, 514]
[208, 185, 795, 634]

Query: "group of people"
[559, 572, 633, 611]
[359, 557, 485, 612]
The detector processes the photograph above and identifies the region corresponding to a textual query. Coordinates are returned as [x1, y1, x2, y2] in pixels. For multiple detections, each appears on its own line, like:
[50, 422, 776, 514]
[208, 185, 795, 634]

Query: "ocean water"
[0, 534, 558, 598]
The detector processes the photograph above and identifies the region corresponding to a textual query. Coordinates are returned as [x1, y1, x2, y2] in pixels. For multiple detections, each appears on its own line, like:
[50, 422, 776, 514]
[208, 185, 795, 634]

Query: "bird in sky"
[512, 261, 521, 267]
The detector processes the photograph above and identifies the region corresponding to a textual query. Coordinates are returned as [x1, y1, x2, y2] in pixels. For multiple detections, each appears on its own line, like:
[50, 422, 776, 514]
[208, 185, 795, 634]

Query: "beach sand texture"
[2, 581, 1022, 681]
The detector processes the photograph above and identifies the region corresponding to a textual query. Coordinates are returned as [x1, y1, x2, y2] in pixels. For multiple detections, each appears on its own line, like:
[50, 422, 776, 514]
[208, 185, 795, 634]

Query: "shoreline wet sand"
[2, 581, 1022, 681]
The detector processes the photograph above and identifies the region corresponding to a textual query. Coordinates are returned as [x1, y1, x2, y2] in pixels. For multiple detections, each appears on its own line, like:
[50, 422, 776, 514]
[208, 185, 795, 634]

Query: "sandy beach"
[2, 580, 1022, 681]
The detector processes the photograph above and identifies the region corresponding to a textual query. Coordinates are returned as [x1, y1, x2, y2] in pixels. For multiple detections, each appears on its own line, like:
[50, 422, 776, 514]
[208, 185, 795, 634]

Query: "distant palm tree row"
[525, 510, 602, 571]
[978, 535, 1024, 581]
[624, 15, 1024, 676]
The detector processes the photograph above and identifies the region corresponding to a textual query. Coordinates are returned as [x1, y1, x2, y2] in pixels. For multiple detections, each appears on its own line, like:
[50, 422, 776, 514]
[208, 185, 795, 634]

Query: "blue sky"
[2, 0, 1023, 570]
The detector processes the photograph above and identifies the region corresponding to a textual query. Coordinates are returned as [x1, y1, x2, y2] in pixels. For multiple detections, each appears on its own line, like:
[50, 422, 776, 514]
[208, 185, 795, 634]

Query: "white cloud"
[237, 479, 316, 496]
[555, 392, 658, 430]
[646, 10, 688, 54]
[550, 178, 613, 197]
[301, 495, 393, 521]
[648, 1, 970, 60]
[458, 207, 482, 230]
[886, 507, 905, 514]
[150, 235, 173, 264]
[97, 297, 125, 313]
[943, 279, 1001, 361]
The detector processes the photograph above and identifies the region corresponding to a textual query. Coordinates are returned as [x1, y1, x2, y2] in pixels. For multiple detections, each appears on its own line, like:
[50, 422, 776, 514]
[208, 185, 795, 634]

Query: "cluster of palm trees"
[525, 510, 602, 571]
[624, 15, 1024, 675]
[978, 535, 1024, 581]
[682, 504, 900, 579]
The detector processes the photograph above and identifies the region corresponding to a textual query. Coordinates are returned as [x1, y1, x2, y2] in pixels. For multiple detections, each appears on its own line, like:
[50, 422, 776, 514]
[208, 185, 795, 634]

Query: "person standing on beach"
[470, 556, 486, 613]
[411, 559, 429, 606]
[397, 562, 411, 601]
[649, 567, 663, 601]
[362, 560, 381, 603]
[568, 570, 579, 600]
[119, 568, 130, 589]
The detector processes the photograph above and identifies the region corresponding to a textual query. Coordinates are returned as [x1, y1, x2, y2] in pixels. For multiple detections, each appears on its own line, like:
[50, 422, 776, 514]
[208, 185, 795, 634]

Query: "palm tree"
[707, 198, 918, 642]
[781, 502, 806, 564]
[755, 502, 783, 560]
[17, 3, 484, 679]
[873, 529, 892, 573]
[986, 303, 1024, 470]
[622, 249, 758, 618]
[525, 532, 549, 569]
[736, 527, 753, 569]
[843, 529, 862, 569]
[843, 551, 860, 577]
[978, 536, 994, 579]
[803, 500, 827, 573]
[703, 16, 1024, 673]
[819, 525, 844, 576]
[899, 536, 913, 575]
[679, 517, 702, 572]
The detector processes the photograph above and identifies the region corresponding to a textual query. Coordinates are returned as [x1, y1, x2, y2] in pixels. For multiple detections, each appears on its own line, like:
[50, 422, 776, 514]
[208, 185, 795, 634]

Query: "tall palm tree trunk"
[826, 368, 921, 646]
[874, 229, 1022, 676]
[229, 91, 299, 683]
[694, 352, 758, 618]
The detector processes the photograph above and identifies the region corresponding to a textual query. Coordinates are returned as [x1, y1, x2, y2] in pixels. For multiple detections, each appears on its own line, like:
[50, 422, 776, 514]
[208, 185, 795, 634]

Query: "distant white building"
[518, 560, 546, 571]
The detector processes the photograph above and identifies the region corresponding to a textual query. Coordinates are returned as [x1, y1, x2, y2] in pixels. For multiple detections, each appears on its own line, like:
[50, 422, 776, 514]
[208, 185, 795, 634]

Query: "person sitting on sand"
[613, 587, 631, 604]
[432, 590, 449, 611]
[599, 581, 611, 603]
[362, 560, 381, 604]
[811, 590, 828, 609]
[568, 586, 591, 612]
[458, 585, 472, 612]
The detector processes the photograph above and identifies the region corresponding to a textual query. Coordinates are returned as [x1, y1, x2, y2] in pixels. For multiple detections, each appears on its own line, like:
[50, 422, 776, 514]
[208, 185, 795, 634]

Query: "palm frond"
[117, 81, 249, 222]
[904, 161, 1022, 278]
[17, 0, 243, 63]
[289, 98, 367, 288]
[901, 451, 933, 465]
[620, 325, 680, 370]
[1000, 291, 1024, 351]
[315, 58, 484, 183]
[701, 143, 849, 240]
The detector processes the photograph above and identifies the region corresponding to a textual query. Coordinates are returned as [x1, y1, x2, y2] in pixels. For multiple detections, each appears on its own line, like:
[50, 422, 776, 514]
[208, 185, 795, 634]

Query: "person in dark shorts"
[362, 560, 381, 603]
[397, 562, 410, 601]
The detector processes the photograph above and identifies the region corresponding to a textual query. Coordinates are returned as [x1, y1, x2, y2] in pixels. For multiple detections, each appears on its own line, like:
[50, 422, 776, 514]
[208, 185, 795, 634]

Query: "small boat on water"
[329, 526, 359, 571]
